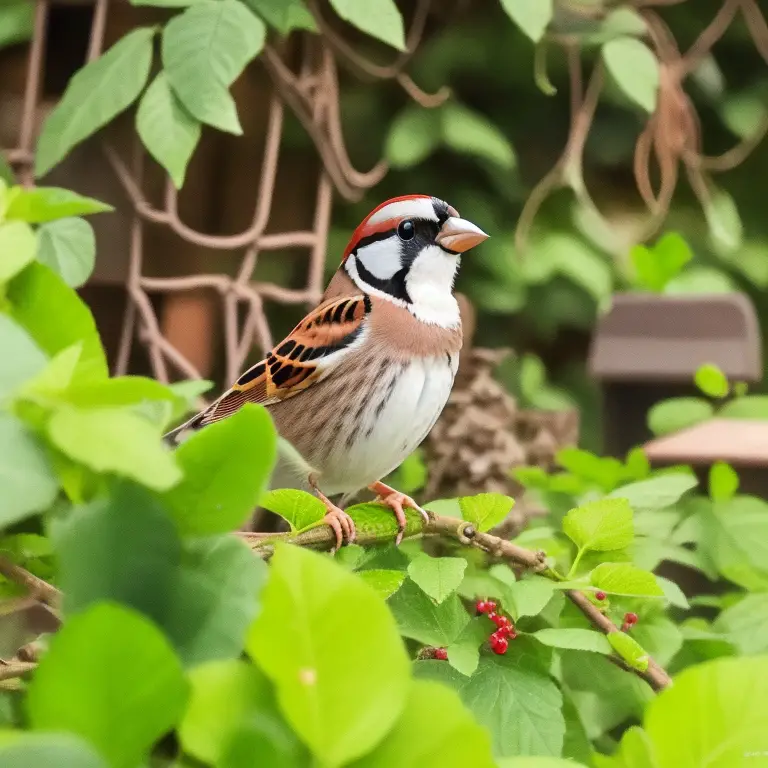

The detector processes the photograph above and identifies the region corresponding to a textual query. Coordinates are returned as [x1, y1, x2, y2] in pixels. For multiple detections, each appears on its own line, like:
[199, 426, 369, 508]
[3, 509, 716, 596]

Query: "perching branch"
[0, 555, 62, 611]
[241, 511, 673, 692]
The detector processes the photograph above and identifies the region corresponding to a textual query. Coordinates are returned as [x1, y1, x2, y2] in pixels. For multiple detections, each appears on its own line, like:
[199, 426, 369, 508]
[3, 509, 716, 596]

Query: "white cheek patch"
[368, 197, 437, 225]
[356, 238, 403, 280]
[405, 246, 461, 328]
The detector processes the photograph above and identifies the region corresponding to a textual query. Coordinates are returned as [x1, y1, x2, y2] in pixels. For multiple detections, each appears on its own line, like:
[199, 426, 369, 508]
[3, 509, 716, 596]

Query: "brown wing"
[197, 294, 371, 426]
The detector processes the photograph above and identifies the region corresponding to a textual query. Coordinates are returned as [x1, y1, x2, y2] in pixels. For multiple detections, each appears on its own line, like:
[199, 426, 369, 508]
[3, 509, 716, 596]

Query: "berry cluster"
[476, 600, 517, 655]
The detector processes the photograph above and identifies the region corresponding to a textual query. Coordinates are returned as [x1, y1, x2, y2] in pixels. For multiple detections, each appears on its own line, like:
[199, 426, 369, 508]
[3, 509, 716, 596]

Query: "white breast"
[320, 353, 458, 496]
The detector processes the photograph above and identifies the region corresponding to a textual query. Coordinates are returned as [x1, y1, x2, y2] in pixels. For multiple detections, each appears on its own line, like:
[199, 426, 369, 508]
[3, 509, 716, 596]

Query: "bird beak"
[435, 216, 489, 253]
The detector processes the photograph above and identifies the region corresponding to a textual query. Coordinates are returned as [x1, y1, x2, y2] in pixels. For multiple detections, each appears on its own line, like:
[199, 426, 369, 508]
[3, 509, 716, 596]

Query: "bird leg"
[308, 474, 356, 552]
[368, 481, 431, 546]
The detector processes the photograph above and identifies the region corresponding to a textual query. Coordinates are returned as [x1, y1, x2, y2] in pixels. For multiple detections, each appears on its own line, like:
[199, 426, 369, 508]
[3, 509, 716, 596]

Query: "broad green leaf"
[350, 680, 496, 768]
[608, 473, 696, 510]
[499, 758, 591, 768]
[357, 569, 405, 600]
[441, 103, 516, 170]
[0, 0, 34, 50]
[603, 37, 660, 112]
[0, 314, 47, 399]
[8, 262, 108, 384]
[328, 0, 405, 51]
[163, 404, 276, 534]
[506, 577, 557, 619]
[664, 265, 736, 294]
[260, 488, 327, 532]
[499, 0, 553, 42]
[704, 187, 743, 255]
[5, 187, 112, 223]
[416, 641, 564, 757]
[388, 577, 470, 647]
[0, 413, 58, 528]
[63, 375, 181, 410]
[720, 90, 768, 139]
[18, 342, 83, 400]
[656, 575, 689, 610]
[247, 544, 410, 768]
[36, 29, 155, 177]
[714, 593, 768, 655]
[26, 603, 188, 768]
[644, 656, 768, 767]
[563, 498, 633, 552]
[531, 628, 611, 655]
[36, 218, 95, 288]
[137, 72, 201, 189]
[130, 0, 201, 5]
[244, 0, 316, 34]
[720, 394, 768, 419]
[593, 726, 656, 768]
[694, 363, 729, 398]
[608, 631, 649, 671]
[708, 461, 738, 502]
[385, 106, 441, 169]
[556, 448, 624, 491]
[0, 733, 107, 768]
[54, 481, 268, 665]
[0, 221, 36, 283]
[590, 563, 662, 597]
[179, 659, 302, 765]
[163, 0, 266, 134]
[647, 397, 713, 436]
[459, 493, 514, 532]
[631, 613, 683, 667]
[630, 232, 692, 292]
[48, 406, 181, 491]
[446, 618, 488, 677]
[407, 554, 466, 604]
[387, 449, 427, 494]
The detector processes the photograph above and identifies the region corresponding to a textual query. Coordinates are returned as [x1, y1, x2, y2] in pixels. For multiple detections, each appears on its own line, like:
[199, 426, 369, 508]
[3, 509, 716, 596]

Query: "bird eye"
[397, 220, 415, 241]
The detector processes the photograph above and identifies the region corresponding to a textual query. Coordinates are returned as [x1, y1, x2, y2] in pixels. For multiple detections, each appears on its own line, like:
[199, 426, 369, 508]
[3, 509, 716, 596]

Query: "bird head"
[341, 195, 488, 327]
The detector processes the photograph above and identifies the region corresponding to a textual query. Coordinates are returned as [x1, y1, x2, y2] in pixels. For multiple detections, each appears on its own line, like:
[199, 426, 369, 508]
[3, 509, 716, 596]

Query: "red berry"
[492, 614, 512, 629]
[624, 612, 638, 626]
[487, 612, 497, 622]
[490, 633, 509, 655]
[476, 600, 488, 614]
[486, 600, 497, 613]
[500, 623, 516, 637]
[434, 648, 448, 661]
[595, 591, 607, 601]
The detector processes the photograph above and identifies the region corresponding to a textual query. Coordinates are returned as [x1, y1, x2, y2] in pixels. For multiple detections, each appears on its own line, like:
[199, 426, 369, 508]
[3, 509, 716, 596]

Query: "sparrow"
[165, 195, 489, 549]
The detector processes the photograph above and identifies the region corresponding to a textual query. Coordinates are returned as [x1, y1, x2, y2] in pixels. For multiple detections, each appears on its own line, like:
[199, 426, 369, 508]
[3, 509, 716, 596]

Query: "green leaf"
[416, 641, 564, 757]
[458, 493, 514, 532]
[602, 37, 660, 113]
[357, 569, 405, 600]
[136, 72, 201, 189]
[260, 488, 327, 532]
[0, 733, 107, 768]
[590, 563, 663, 597]
[441, 103, 516, 170]
[664, 265, 736, 294]
[247, 543, 410, 768]
[608, 473, 696, 510]
[35, 28, 155, 177]
[643, 656, 768, 766]
[0, 1, 34, 50]
[36, 217, 95, 288]
[0, 314, 47, 399]
[54, 481, 268, 665]
[385, 106, 441, 169]
[179, 659, 300, 765]
[162, 0, 266, 134]
[720, 394, 768, 419]
[350, 679, 496, 768]
[499, 0, 553, 42]
[647, 397, 713, 437]
[556, 448, 625, 491]
[8, 262, 108, 384]
[630, 232, 692, 292]
[446, 618, 488, 677]
[531, 628, 611, 654]
[5, 187, 112, 223]
[386, 577, 469, 647]
[594, 726, 656, 768]
[0, 221, 36, 283]
[407, 554, 467, 604]
[656, 575, 689, 610]
[26, 602, 188, 768]
[0, 155, 15, 186]
[0, 413, 58, 528]
[708, 461, 738, 502]
[704, 187, 743, 255]
[328, 0, 405, 51]
[693, 362, 729, 398]
[506, 577, 557, 620]
[631, 613, 682, 667]
[607, 631, 649, 671]
[244, 0, 316, 34]
[162, 403, 276, 535]
[48, 406, 181, 491]
[563, 498, 633, 552]
[713, 593, 768, 656]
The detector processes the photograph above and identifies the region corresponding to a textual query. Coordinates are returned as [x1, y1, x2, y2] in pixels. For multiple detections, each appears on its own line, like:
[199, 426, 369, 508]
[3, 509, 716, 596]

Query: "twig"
[243, 511, 672, 691]
[0, 661, 37, 682]
[0, 556, 61, 610]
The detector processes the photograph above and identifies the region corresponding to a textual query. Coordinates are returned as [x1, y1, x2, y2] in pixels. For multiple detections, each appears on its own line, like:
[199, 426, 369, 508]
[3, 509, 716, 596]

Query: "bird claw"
[370, 481, 430, 546]
[322, 505, 356, 553]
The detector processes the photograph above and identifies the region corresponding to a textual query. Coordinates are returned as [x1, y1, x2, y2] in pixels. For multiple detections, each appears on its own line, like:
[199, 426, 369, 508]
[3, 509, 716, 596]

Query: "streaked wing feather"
[199, 294, 370, 426]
